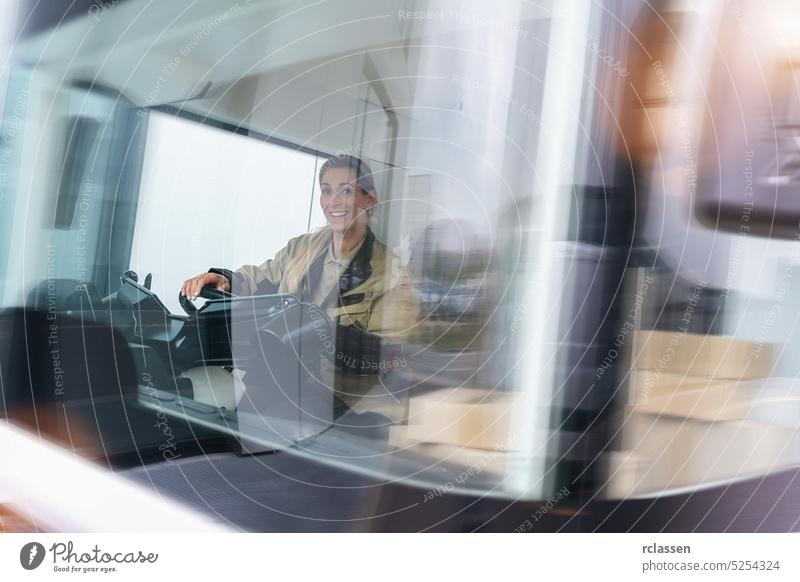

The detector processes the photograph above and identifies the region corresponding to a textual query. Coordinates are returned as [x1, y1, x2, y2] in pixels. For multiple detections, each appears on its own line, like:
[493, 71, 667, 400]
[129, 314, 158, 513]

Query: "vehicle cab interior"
[4, 0, 800, 532]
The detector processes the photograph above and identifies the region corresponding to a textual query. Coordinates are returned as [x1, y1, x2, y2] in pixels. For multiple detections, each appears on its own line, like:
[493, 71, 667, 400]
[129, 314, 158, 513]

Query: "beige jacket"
[234, 228, 418, 341]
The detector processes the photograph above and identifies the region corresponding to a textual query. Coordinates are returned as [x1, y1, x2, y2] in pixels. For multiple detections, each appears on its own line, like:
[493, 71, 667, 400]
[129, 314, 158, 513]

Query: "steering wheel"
[178, 284, 232, 316]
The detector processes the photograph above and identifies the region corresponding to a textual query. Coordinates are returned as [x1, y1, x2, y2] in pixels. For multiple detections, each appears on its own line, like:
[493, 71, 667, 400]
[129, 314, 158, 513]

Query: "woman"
[180, 155, 418, 412]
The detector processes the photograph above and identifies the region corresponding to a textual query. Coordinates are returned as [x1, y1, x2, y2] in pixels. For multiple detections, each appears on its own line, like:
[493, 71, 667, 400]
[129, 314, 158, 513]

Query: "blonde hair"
[283, 227, 333, 295]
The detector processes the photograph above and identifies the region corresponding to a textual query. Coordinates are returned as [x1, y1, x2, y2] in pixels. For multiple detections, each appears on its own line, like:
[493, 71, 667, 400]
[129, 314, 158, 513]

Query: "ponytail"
[282, 227, 333, 294]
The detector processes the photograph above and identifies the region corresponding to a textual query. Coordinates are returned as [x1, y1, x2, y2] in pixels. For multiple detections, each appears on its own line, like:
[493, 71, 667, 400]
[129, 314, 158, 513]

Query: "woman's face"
[319, 167, 376, 234]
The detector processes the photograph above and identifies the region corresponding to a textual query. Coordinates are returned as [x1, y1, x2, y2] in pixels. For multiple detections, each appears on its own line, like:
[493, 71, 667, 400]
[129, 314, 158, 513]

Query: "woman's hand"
[180, 272, 230, 300]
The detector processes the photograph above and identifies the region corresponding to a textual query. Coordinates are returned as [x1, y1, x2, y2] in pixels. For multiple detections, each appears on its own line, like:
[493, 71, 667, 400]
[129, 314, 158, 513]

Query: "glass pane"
[13, 0, 800, 511]
[0, 0, 582, 504]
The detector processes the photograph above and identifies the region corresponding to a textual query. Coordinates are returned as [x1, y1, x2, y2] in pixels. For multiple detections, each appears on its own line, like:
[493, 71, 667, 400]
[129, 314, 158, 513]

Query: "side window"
[129, 112, 323, 314]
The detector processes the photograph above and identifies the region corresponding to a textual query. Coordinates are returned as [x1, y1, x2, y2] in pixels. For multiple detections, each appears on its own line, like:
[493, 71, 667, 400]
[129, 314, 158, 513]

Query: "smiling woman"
[179, 154, 420, 415]
[279, 155, 380, 301]
[182, 154, 417, 336]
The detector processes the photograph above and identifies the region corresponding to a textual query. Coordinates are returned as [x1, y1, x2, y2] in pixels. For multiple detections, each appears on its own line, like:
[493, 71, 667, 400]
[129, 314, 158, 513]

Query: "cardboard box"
[401, 388, 514, 451]
[416, 443, 509, 475]
[388, 425, 412, 449]
[632, 382, 752, 422]
[617, 408, 796, 493]
[626, 370, 732, 403]
[601, 451, 650, 498]
[629, 330, 772, 379]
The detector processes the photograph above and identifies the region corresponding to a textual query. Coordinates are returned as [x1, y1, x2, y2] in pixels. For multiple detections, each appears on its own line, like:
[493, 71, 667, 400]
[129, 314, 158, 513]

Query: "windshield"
[4, 0, 800, 516]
